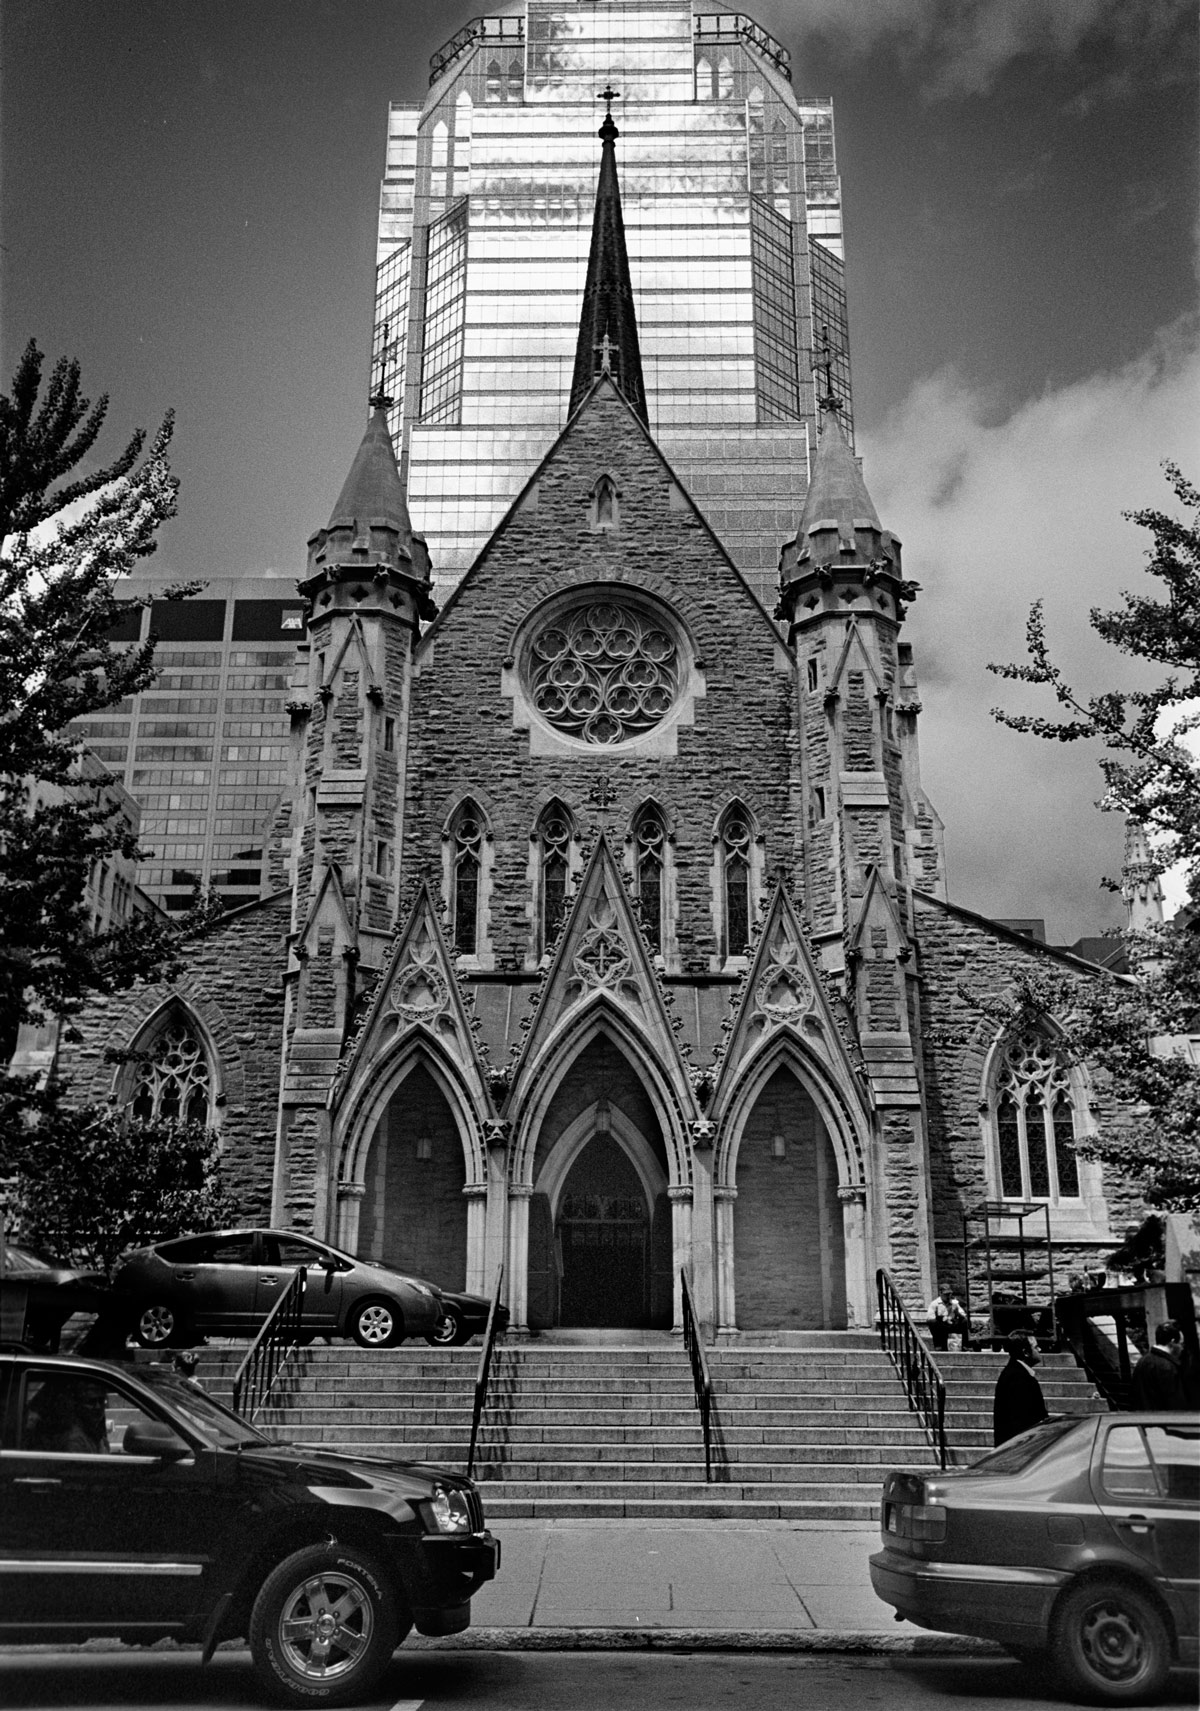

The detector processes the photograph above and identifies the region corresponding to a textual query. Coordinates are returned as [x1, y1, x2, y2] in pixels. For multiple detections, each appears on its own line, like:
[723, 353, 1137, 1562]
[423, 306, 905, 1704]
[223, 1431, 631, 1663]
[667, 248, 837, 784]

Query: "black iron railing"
[430, 16, 524, 85]
[680, 1268, 714, 1483]
[876, 1268, 948, 1468]
[232, 1267, 306, 1421]
[466, 1264, 505, 1479]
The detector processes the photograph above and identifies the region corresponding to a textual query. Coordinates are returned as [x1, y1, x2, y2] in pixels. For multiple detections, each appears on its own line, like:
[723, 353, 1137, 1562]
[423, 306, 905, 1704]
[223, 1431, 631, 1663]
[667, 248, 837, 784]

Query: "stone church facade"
[62, 125, 1138, 1335]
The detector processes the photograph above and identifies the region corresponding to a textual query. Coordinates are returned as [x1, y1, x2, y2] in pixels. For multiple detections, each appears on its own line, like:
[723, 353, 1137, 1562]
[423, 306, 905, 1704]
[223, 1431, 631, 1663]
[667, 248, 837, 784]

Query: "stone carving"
[387, 922, 454, 1037]
[568, 890, 640, 1002]
[527, 600, 681, 744]
[749, 926, 814, 1035]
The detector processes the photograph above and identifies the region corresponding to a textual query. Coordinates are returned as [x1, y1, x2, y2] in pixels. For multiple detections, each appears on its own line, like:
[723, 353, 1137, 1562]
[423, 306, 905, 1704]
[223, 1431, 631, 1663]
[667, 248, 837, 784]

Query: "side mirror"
[123, 1420, 191, 1461]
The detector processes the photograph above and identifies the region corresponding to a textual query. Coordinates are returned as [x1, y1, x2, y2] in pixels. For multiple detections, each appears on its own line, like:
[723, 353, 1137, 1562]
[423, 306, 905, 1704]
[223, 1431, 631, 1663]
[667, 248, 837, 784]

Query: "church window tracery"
[632, 805, 667, 953]
[536, 804, 574, 953]
[991, 1028, 1082, 1202]
[525, 600, 682, 746]
[129, 1017, 213, 1127]
[719, 807, 754, 959]
[451, 805, 484, 955]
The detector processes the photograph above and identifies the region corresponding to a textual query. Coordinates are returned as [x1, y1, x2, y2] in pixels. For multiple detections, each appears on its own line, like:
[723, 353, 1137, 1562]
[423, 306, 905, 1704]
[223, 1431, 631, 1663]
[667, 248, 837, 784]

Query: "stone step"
[478, 1496, 877, 1520]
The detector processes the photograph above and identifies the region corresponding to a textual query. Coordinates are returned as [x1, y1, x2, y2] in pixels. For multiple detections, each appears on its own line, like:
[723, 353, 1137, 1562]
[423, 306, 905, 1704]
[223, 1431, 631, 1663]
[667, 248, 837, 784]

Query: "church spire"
[568, 88, 648, 425]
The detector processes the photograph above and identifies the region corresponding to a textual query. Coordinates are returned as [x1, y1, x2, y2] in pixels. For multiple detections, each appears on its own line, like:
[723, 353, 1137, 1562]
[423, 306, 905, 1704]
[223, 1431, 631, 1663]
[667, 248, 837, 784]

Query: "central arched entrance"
[556, 1133, 649, 1327]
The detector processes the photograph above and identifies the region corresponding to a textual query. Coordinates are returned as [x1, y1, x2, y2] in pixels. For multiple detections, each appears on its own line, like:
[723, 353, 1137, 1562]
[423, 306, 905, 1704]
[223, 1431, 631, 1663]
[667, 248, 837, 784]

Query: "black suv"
[0, 1351, 499, 1706]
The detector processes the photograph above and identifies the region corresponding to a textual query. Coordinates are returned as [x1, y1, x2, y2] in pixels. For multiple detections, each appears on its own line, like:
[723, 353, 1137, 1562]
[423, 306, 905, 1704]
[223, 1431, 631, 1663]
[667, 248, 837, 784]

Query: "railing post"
[875, 1268, 948, 1469]
[232, 1266, 306, 1421]
[467, 1263, 505, 1480]
[680, 1268, 714, 1484]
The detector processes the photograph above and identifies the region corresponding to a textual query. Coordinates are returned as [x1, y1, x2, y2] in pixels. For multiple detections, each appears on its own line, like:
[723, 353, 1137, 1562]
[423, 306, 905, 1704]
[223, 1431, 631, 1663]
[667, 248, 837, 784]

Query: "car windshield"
[3, 1245, 56, 1271]
[137, 1369, 271, 1449]
[965, 1416, 1082, 1475]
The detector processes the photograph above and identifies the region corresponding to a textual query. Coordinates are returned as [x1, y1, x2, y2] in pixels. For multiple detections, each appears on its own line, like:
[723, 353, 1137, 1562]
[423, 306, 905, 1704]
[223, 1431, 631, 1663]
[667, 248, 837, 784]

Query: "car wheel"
[249, 1541, 410, 1707]
[134, 1302, 191, 1348]
[1052, 1578, 1171, 1704]
[426, 1306, 464, 1347]
[348, 1297, 402, 1348]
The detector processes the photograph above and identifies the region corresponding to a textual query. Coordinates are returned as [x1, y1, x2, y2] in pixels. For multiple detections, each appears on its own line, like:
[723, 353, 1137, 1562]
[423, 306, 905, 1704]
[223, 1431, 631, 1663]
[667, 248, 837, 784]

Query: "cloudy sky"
[2, 0, 1196, 939]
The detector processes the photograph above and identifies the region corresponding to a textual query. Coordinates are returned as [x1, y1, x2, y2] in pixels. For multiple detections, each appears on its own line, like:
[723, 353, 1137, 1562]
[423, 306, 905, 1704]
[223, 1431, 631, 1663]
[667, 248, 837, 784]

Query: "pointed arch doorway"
[556, 1132, 650, 1327]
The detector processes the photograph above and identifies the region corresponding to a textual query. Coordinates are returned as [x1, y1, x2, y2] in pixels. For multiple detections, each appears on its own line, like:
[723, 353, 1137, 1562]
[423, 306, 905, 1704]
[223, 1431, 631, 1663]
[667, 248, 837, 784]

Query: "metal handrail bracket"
[876, 1268, 949, 1468]
[680, 1268, 714, 1483]
[232, 1266, 307, 1421]
[466, 1263, 505, 1479]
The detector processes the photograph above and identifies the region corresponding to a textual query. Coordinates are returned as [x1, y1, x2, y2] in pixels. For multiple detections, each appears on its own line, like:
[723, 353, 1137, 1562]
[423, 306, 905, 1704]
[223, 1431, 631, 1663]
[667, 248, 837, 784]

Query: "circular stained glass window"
[526, 600, 683, 745]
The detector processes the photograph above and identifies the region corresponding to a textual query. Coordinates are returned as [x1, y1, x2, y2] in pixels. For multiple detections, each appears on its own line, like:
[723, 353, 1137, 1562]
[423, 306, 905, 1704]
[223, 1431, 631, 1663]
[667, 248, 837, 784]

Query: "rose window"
[527, 602, 681, 744]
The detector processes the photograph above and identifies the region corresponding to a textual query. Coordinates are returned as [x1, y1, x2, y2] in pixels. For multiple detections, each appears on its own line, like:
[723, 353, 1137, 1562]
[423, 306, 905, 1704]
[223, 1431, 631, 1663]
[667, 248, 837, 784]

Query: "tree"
[988, 463, 1200, 1213]
[6, 1101, 239, 1273]
[0, 340, 185, 1062]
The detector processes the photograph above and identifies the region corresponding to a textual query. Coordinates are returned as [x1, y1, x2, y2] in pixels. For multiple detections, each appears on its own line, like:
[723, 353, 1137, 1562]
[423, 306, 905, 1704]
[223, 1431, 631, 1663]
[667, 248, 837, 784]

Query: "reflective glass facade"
[372, 2, 851, 607]
[71, 575, 305, 913]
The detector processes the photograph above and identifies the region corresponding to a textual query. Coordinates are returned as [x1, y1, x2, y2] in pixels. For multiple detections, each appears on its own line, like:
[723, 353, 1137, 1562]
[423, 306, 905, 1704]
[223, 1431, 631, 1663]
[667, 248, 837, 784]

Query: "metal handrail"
[232, 1266, 306, 1421]
[680, 1268, 713, 1483]
[466, 1264, 505, 1479]
[430, 16, 524, 85]
[876, 1268, 949, 1468]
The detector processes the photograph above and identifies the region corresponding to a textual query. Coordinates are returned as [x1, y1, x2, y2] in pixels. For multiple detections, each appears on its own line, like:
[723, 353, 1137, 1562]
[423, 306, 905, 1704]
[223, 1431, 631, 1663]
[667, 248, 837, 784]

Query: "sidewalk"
[412, 1519, 993, 1655]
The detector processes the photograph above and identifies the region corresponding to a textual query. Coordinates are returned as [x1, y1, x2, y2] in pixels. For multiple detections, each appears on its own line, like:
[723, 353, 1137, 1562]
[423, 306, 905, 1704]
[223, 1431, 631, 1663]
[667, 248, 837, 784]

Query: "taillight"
[883, 1499, 947, 1541]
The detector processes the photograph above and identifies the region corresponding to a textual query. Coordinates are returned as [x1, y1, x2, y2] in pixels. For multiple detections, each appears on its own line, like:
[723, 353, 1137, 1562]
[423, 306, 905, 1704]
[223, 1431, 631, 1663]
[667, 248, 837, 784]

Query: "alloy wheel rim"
[359, 1305, 393, 1344]
[278, 1570, 372, 1679]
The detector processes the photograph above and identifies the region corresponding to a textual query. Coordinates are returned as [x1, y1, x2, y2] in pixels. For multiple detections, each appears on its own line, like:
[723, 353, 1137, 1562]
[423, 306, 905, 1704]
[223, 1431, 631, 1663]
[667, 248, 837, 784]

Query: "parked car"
[427, 1288, 509, 1347]
[0, 1243, 111, 1352]
[112, 1228, 444, 1349]
[0, 1349, 499, 1706]
[870, 1413, 1199, 1704]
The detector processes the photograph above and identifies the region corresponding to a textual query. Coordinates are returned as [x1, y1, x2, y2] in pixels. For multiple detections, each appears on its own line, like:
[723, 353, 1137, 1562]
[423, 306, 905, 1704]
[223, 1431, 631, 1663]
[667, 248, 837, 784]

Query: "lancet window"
[449, 802, 486, 956]
[537, 804, 574, 953]
[129, 1016, 213, 1128]
[632, 806, 667, 953]
[720, 806, 754, 959]
[991, 1028, 1082, 1202]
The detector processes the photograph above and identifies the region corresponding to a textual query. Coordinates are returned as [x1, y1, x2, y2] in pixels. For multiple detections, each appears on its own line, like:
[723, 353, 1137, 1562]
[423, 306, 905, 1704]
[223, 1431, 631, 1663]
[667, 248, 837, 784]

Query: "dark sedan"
[0, 1349, 499, 1706]
[870, 1413, 1199, 1703]
[0, 1243, 110, 1352]
[112, 1228, 443, 1349]
[428, 1288, 509, 1347]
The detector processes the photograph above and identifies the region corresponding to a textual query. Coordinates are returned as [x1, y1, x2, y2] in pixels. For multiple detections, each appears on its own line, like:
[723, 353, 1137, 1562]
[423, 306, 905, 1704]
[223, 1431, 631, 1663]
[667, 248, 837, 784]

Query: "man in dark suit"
[993, 1332, 1049, 1446]
[1130, 1321, 1188, 1410]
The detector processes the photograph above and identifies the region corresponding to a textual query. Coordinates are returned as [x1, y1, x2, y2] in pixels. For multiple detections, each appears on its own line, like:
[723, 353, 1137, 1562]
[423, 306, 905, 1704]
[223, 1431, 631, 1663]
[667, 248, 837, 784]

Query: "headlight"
[413, 1284, 435, 1302]
[426, 1484, 472, 1534]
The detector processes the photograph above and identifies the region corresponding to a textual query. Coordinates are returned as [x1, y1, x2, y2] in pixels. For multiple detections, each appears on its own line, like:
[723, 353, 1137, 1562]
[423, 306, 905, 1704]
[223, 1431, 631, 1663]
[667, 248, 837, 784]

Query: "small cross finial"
[587, 775, 617, 822]
[370, 319, 394, 410]
[812, 322, 844, 415]
[595, 331, 614, 375]
[597, 83, 621, 140]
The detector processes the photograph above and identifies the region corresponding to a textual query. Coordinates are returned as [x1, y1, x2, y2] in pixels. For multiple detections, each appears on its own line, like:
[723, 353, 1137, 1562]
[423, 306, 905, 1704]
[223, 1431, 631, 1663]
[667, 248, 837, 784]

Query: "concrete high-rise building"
[373, 1, 852, 606]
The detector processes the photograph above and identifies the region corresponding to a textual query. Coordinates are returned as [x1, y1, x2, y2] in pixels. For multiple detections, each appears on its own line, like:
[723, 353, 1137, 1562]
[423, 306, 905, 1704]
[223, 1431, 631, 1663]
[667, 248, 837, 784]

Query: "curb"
[405, 1627, 1003, 1655]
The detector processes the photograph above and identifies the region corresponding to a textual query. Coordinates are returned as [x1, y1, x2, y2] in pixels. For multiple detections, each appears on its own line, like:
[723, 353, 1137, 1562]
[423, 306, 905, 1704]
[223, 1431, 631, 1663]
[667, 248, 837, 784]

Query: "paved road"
[2, 1649, 1197, 1710]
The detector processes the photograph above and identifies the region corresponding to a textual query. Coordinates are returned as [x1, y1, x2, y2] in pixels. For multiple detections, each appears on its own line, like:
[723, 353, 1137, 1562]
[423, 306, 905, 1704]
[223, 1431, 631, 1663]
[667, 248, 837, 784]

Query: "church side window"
[451, 804, 485, 955]
[537, 805, 573, 953]
[129, 1017, 212, 1127]
[720, 807, 754, 959]
[486, 60, 502, 102]
[632, 806, 667, 953]
[991, 1029, 1082, 1202]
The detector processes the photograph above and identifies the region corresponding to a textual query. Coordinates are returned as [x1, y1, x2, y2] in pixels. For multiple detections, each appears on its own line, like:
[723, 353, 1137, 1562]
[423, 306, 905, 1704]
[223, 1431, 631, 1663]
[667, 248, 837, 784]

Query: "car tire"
[348, 1297, 402, 1348]
[426, 1306, 464, 1347]
[1052, 1578, 1171, 1704]
[248, 1541, 410, 1707]
[134, 1302, 193, 1349]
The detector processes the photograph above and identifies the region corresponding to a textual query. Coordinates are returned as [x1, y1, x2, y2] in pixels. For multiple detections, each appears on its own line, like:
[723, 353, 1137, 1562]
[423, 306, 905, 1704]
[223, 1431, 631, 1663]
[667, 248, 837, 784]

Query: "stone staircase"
[190, 1334, 1107, 1520]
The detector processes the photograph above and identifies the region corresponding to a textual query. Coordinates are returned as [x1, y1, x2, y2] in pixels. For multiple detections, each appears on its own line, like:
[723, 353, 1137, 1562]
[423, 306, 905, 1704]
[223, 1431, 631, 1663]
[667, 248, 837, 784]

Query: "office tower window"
[750, 196, 801, 423]
[420, 198, 468, 425]
[129, 1014, 212, 1127]
[373, 242, 411, 411]
[809, 238, 854, 442]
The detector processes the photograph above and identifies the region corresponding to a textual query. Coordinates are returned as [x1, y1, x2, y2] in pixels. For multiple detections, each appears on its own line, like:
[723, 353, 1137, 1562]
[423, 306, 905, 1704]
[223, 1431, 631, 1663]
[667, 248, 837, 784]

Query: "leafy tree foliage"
[989, 464, 1200, 1213]
[0, 340, 185, 1055]
[6, 1099, 238, 1273]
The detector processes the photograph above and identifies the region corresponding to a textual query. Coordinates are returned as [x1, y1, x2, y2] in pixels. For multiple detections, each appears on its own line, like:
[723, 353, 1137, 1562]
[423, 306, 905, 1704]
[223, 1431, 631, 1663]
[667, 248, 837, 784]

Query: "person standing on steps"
[993, 1332, 1048, 1446]
[1129, 1320, 1188, 1410]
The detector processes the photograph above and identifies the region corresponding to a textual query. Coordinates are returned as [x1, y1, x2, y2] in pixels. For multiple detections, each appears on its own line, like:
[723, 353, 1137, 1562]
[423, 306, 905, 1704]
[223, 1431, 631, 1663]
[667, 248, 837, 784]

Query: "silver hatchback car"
[112, 1227, 443, 1348]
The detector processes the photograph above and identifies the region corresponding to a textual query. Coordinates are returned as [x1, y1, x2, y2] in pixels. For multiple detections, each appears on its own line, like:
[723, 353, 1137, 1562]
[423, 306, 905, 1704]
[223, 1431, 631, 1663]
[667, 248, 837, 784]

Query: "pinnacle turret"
[568, 92, 647, 424]
[301, 402, 433, 604]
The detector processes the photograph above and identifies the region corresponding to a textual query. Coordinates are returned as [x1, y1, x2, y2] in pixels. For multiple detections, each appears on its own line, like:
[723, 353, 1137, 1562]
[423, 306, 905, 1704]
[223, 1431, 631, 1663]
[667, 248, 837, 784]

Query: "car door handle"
[1118, 1516, 1155, 1535]
[14, 1477, 62, 1487]
[176, 1270, 196, 1280]
[261, 1275, 279, 1286]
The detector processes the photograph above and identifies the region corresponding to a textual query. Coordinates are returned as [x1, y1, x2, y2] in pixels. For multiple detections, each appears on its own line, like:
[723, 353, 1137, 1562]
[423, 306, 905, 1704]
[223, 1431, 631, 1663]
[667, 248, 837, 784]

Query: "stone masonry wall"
[57, 893, 291, 1219]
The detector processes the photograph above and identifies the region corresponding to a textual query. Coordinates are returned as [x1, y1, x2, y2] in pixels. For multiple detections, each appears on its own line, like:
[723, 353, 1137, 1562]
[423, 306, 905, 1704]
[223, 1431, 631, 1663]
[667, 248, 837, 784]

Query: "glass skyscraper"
[373, 2, 851, 608]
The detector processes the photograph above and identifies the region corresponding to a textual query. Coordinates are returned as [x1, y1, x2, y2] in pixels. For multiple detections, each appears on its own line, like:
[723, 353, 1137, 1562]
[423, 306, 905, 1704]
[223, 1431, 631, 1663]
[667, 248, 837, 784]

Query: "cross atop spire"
[812, 322, 845, 417]
[568, 88, 647, 424]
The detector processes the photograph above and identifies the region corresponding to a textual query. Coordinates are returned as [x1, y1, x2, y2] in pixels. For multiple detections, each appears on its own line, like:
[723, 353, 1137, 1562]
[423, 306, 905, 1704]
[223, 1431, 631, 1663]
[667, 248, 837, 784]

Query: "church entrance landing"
[556, 1133, 649, 1328]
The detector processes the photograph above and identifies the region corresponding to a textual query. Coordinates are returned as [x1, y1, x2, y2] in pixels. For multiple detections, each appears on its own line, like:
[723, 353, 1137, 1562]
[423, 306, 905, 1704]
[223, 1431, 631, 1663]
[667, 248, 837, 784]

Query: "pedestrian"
[926, 1285, 968, 1351]
[993, 1332, 1048, 1447]
[1129, 1320, 1188, 1410]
